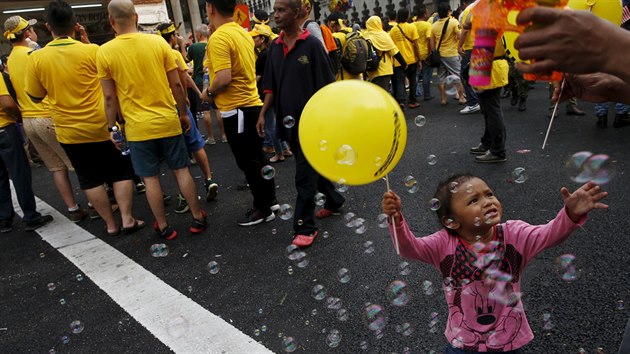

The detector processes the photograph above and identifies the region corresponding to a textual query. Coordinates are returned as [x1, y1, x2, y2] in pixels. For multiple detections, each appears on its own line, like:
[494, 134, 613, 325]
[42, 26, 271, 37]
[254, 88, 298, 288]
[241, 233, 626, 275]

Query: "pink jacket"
[389, 207, 586, 351]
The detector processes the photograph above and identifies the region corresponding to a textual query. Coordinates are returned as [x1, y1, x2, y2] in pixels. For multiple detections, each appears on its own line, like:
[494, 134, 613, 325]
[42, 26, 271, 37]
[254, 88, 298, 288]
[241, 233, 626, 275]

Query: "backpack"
[364, 38, 381, 71]
[341, 31, 369, 75]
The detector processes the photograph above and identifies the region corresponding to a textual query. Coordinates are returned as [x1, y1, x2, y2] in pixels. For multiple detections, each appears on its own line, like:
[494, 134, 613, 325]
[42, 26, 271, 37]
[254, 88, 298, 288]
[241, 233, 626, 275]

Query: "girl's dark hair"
[47, 0, 76, 36]
[433, 173, 478, 235]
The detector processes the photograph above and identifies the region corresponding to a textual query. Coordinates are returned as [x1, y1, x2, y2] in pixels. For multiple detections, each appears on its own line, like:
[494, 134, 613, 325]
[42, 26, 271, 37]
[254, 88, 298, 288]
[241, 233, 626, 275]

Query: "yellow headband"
[252, 15, 269, 24]
[302, 0, 311, 8]
[158, 24, 176, 35]
[3, 17, 30, 40]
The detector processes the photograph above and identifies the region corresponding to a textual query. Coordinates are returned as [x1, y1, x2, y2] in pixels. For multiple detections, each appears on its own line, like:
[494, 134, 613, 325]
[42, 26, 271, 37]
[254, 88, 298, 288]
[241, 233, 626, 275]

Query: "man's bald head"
[108, 0, 136, 26]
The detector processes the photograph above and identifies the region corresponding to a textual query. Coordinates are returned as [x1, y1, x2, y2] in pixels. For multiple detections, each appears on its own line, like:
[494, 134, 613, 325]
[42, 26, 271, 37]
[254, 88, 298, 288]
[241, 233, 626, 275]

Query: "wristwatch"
[108, 126, 119, 132]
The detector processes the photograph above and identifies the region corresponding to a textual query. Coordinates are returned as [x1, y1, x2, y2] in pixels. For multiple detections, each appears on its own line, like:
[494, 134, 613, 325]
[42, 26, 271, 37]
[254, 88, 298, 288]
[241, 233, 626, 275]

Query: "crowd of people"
[2, 0, 630, 351]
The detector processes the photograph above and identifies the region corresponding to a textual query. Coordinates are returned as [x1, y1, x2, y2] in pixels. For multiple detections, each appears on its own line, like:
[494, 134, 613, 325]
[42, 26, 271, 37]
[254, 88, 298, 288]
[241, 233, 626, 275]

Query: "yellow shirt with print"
[0, 76, 14, 129]
[96, 33, 182, 142]
[413, 21, 432, 60]
[459, 5, 475, 51]
[332, 30, 362, 81]
[389, 22, 419, 67]
[7, 46, 50, 118]
[204, 22, 262, 112]
[431, 18, 461, 57]
[24, 37, 109, 144]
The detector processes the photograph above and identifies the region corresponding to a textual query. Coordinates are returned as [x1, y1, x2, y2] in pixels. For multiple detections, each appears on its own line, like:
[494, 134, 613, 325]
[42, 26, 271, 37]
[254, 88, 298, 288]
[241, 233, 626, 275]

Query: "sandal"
[121, 219, 146, 235]
[106, 226, 121, 237]
[269, 154, 285, 163]
[282, 148, 293, 157]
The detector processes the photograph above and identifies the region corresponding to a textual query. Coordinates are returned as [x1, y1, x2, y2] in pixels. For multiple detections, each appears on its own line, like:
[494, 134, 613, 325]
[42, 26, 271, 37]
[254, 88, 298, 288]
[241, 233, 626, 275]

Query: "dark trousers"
[223, 107, 276, 213]
[371, 75, 391, 93]
[420, 62, 433, 99]
[391, 64, 419, 104]
[460, 50, 479, 106]
[478, 88, 506, 157]
[0, 124, 41, 223]
[291, 136, 345, 235]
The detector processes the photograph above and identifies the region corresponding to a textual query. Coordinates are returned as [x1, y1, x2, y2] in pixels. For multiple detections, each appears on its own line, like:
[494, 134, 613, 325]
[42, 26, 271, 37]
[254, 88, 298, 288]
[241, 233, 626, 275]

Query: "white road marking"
[11, 184, 272, 354]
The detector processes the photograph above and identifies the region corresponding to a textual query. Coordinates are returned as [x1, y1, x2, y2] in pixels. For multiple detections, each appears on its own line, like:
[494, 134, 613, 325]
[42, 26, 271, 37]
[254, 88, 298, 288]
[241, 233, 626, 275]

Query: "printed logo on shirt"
[298, 55, 310, 65]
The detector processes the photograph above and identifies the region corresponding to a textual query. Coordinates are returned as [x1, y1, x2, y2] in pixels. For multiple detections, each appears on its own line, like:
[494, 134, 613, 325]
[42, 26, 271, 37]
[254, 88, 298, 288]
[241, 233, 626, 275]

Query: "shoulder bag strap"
[396, 24, 414, 42]
[436, 18, 450, 52]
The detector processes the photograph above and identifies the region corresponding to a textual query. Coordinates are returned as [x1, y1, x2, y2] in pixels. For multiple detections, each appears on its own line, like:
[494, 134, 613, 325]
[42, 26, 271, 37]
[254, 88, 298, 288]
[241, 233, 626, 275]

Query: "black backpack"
[364, 38, 381, 71]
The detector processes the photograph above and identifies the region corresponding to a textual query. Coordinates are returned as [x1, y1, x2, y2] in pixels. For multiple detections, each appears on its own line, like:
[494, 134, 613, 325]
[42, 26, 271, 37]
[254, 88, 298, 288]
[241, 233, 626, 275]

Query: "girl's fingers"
[594, 202, 609, 209]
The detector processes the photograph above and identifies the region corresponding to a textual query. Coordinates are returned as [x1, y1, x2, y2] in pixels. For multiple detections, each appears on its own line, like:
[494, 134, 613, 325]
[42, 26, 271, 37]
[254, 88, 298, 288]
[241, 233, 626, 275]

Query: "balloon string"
[542, 77, 565, 150]
[385, 174, 400, 255]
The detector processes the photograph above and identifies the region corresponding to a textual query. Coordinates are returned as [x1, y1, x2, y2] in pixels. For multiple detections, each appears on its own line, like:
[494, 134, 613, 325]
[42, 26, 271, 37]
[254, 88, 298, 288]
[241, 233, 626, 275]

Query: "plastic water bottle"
[202, 72, 209, 91]
[111, 126, 130, 156]
[26, 38, 41, 50]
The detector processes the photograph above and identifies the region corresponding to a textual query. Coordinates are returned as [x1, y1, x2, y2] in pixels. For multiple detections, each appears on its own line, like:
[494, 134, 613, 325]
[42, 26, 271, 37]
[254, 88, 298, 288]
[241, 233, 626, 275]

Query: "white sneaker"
[460, 104, 481, 115]
[205, 137, 216, 145]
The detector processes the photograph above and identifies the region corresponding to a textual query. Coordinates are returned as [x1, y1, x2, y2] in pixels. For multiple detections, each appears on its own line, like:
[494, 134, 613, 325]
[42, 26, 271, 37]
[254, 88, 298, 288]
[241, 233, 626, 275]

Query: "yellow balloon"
[299, 81, 407, 186]
[568, 0, 622, 25]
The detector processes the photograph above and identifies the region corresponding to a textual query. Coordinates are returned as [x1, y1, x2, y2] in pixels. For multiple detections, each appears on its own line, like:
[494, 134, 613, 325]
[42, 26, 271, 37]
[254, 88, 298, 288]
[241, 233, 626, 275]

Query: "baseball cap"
[3, 16, 37, 40]
[249, 24, 272, 38]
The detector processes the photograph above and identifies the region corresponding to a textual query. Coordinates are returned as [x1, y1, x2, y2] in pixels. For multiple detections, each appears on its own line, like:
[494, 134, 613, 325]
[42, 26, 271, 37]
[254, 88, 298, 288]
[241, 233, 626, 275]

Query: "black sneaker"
[475, 151, 507, 163]
[518, 99, 527, 112]
[0, 219, 12, 233]
[136, 182, 146, 194]
[174, 194, 190, 214]
[237, 208, 275, 226]
[205, 179, 219, 201]
[270, 198, 280, 212]
[24, 215, 53, 231]
[596, 115, 608, 128]
[469, 143, 489, 156]
[613, 113, 630, 128]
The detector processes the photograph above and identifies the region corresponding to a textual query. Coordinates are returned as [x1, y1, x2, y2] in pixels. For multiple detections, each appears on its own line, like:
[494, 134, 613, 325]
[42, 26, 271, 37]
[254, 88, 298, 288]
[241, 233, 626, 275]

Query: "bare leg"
[172, 167, 203, 220]
[143, 175, 167, 230]
[203, 111, 214, 140]
[84, 185, 117, 233]
[191, 149, 212, 180]
[439, 83, 446, 104]
[457, 82, 467, 104]
[111, 179, 140, 228]
[52, 170, 78, 209]
[214, 109, 226, 140]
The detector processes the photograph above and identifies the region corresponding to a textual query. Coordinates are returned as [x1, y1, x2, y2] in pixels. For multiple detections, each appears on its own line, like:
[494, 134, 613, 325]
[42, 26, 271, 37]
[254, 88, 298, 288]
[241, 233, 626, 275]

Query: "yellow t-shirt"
[96, 33, 182, 142]
[459, 5, 475, 51]
[174, 49, 188, 72]
[413, 21, 432, 60]
[431, 18, 461, 57]
[367, 47, 398, 80]
[204, 22, 262, 111]
[389, 22, 419, 67]
[332, 31, 362, 81]
[7, 45, 50, 118]
[25, 37, 109, 144]
[0, 76, 14, 128]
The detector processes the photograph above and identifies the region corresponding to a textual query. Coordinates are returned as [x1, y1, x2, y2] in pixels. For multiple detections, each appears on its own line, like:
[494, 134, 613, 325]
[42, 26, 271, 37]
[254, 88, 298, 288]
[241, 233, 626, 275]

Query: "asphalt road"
[2, 83, 630, 354]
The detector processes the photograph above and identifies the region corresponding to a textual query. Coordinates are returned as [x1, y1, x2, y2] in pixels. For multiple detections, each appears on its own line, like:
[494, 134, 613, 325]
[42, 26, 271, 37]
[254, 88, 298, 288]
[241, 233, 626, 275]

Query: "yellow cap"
[3, 16, 36, 40]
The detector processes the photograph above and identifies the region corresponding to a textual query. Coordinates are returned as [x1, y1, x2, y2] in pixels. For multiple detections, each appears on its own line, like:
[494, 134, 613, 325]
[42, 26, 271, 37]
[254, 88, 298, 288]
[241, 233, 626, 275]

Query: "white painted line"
[11, 184, 272, 354]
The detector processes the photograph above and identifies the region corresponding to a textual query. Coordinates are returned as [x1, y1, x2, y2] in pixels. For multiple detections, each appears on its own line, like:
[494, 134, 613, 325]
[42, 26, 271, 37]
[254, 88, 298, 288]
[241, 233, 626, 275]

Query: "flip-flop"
[121, 219, 146, 235]
[106, 226, 120, 237]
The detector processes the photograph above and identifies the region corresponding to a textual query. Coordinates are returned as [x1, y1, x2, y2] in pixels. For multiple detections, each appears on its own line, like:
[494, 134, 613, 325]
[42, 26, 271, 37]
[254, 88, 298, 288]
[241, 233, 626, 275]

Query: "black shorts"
[61, 140, 134, 190]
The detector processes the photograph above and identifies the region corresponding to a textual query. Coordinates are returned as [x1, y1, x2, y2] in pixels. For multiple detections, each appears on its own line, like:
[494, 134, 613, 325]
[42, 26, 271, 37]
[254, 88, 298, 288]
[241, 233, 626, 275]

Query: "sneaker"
[237, 208, 275, 226]
[469, 143, 488, 156]
[221, 136, 228, 143]
[24, 215, 53, 231]
[68, 206, 87, 223]
[205, 137, 216, 145]
[88, 204, 119, 220]
[474, 151, 507, 163]
[613, 113, 630, 128]
[163, 195, 172, 205]
[596, 115, 608, 128]
[269, 154, 285, 163]
[567, 107, 586, 116]
[408, 102, 420, 109]
[270, 198, 280, 212]
[135, 182, 146, 194]
[315, 208, 341, 219]
[205, 180, 219, 201]
[174, 194, 190, 214]
[292, 231, 318, 248]
[0, 220, 12, 233]
[459, 104, 480, 115]
[154, 222, 177, 240]
[510, 96, 518, 106]
[282, 148, 293, 157]
[518, 99, 527, 112]
[190, 210, 208, 234]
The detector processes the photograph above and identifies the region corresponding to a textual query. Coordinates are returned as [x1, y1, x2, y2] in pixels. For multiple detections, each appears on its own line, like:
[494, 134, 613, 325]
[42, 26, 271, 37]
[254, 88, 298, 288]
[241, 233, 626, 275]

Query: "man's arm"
[100, 79, 120, 136]
[202, 69, 231, 102]
[166, 69, 191, 132]
[256, 92, 274, 137]
[0, 95, 21, 121]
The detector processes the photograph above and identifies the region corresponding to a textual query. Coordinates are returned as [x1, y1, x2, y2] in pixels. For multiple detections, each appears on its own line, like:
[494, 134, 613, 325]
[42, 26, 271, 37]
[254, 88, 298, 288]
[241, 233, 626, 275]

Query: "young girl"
[381, 174, 608, 353]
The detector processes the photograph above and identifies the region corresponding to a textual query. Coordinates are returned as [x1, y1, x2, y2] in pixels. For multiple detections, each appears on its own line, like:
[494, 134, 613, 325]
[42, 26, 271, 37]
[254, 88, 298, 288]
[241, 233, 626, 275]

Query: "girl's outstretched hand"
[561, 182, 608, 223]
[382, 191, 402, 226]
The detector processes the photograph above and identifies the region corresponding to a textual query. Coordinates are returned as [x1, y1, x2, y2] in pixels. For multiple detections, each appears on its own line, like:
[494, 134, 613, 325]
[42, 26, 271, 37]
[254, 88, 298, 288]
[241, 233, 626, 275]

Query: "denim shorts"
[183, 106, 205, 153]
[128, 135, 189, 177]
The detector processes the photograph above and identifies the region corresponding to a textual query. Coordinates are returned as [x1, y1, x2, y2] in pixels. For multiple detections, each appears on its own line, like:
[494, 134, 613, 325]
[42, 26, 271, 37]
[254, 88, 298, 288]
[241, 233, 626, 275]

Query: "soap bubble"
[326, 329, 342, 348]
[261, 165, 276, 180]
[387, 280, 411, 306]
[70, 320, 84, 334]
[336, 179, 349, 192]
[449, 181, 459, 193]
[377, 213, 389, 228]
[363, 241, 375, 254]
[354, 218, 367, 234]
[429, 198, 441, 211]
[207, 261, 220, 275]
[338, 268, 351, 283]
[555, 254, 578, 282]
[414, 115, 426, 127]
[47, 283, 56, 291]
[510, 167, 528, 184]
[314, 193, 326, 206]
[312, 284, 326, 300]
[445, 75, 460, 96]
[566, 151, 615, 184]
[283, 115, 295, 128]
[279, 204, 294, 220]
[427, 154, 437, 166]
[364, 304, 387, 331]
[399, 261, 411, 276]
[404, 176, 419, 193]
[282, 336, 297, 352]
[334, 145, 357, 166]
[150, 243, 169, 257]
[319, 140, 328, 151]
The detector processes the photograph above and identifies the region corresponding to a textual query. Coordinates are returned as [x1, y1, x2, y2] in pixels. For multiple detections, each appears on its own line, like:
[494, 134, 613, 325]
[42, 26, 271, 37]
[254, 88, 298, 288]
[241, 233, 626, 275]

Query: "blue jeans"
[594, 102, 629, 116]
[264, 108, 288, 153]
[421, 62, 433, 99]
[0, 124, 41, 223]
[460, 50, 478, 106]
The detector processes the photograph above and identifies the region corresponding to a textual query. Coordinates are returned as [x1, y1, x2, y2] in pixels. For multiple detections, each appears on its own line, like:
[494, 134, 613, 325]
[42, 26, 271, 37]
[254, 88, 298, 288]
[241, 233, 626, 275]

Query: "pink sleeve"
[389, 213, 449, 267]
[505, 207, 587, 264]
